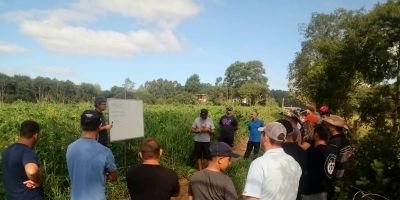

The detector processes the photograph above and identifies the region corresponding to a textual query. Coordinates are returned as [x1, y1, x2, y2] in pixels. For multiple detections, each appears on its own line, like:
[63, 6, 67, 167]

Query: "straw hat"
[323, 115, 349, 130]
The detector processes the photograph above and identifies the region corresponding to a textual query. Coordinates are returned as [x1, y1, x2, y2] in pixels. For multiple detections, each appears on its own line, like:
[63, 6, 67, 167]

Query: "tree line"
[0, 61, 301, 106]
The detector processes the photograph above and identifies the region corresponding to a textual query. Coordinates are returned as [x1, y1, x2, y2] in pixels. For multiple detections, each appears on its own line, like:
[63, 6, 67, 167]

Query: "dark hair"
[80, 110, 102, 132]
[20, 120, 40, 138]
[94, 96, 107, 108]
[140, 138, 161, 160]
[314, 123, 329, 141]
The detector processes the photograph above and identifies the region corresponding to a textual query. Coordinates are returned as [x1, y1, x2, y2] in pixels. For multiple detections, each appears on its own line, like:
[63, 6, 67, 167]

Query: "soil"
[172, 137, 249, 200]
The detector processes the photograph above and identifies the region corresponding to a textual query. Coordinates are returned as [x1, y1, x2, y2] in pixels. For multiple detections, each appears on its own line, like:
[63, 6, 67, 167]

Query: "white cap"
[258, 122, 287, 142]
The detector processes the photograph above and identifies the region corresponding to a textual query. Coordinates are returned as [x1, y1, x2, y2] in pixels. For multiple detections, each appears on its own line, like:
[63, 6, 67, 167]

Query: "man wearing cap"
[243, 122, 302, 200]
[126, 138, 180, 200]
[218, 106, 238, 147]
[244, 111, 264, 159]
[278, 119, 307, 200]
[66, 110, 118, 200]
[323, 115, 352, 198]
[2, 120, 44, 200]
[94, 96, 113, 147]
[191, 108, 215, 170]
[188, 142, 239, 200]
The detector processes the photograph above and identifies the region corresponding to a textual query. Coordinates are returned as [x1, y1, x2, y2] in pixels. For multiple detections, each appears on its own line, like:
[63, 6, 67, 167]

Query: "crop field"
[0, 102, 281, 199]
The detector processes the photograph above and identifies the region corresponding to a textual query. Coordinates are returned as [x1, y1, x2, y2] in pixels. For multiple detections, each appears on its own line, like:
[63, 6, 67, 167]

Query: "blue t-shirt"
[247, 119, 264, 142]
[2, 143, 44, 200]
[66, 138, 117, 200]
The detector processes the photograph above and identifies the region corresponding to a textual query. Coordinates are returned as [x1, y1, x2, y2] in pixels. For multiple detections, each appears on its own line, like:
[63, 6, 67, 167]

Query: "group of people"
[1, 96, 352, 200]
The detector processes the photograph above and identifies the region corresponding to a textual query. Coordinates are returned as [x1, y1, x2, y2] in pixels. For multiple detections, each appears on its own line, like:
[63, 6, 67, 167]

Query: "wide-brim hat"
[323, 115, 349, 130]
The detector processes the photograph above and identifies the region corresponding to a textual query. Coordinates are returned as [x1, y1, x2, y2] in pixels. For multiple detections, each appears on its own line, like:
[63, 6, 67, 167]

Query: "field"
[0, 101, 281, 199]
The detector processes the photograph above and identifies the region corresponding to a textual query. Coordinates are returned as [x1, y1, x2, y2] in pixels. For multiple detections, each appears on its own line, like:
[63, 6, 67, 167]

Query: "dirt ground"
[172, 137, 249, 200]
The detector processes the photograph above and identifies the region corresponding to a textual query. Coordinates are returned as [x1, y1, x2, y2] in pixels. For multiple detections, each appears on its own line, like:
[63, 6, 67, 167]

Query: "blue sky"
[0, 0, 385, 91]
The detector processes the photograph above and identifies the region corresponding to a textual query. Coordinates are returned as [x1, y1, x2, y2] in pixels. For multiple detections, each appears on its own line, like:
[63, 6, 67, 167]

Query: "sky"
[0, 0, 386, 91]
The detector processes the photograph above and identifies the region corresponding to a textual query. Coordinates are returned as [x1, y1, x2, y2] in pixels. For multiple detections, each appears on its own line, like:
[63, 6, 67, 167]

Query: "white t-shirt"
[243, 148, 302, 200]
[192, 117, 215, 142]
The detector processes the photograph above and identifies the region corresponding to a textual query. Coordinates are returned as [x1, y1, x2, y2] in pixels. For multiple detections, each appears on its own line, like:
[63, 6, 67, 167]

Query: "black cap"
[226, 106, 233, 111]
[81, 110, 102, 128]
[276, 119, 293, 134]
[209, 142, 239, 158]
[200, 108, 208, 115]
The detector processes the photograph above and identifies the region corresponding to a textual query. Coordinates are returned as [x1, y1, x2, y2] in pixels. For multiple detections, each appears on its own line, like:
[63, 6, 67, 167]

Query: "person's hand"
[201, 127, 210, 133]
[104, 124, 113, 130]
[23, 180, 40, 189]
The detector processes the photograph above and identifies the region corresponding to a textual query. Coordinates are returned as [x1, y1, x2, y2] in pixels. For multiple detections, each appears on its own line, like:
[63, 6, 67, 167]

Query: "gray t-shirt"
[192, 117, 215, 142]
[189, 169, 238, 200]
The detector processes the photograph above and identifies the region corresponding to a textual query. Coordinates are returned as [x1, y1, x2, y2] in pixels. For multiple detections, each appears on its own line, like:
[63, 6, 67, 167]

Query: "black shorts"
[218, 136, 234, 147]
[194, 141, 210, 160]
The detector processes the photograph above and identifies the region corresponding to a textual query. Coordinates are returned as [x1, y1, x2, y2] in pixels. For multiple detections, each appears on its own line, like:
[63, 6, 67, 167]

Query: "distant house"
[196, 94, 208, 103]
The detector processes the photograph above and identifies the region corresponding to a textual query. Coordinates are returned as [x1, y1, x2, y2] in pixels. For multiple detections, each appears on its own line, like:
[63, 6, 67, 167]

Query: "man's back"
[2, 143, 44, 200]
[282, 143, 307, 200]
[189, 169, 237, 200]
[126, 164, 180, 200]
[66, 138, 117, 200]
[243, 148, 302, 200]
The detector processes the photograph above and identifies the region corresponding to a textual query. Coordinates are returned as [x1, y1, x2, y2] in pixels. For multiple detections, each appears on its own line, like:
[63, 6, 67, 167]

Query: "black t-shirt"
[304, 144, 336, 194]
[95, 110, 108, 145]
[328, 133, 352, 179]
[219, 115, 238, 138]
[282, 143, 307, 199]
[2, 143, 44, 200]
[126, 164, 180, 200]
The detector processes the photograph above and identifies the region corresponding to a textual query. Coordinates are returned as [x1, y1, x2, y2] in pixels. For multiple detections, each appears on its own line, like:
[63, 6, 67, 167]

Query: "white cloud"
[0, 42, 27, 54]
[21, 20, 181, 56]
[4, 0, 200, 57]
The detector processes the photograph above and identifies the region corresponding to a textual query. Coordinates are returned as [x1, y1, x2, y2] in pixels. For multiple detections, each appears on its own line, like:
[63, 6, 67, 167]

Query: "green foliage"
[346, 130, 400, 199]
[225, 159, 252, 195]
[224, 60, 268, 89]
[237, 81, 268, 105]
[185, 74, 202, 94]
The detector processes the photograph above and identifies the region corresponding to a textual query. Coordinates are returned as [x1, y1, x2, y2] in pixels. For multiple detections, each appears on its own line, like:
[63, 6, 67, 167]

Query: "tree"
[237, 81, 268, 105]
[122, 78, 135, 99]
[144, 78, 184, 99]
[224, 60, 268, 88]
[185, 74, 201, 94]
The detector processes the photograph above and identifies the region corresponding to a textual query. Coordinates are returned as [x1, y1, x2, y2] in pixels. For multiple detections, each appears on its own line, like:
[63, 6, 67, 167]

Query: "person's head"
[314, 123, 329, 142]
[200, 108, 208, 120]
[322, 115, 349, 135]
[209, 142, 239, 172]
[251, 111, 258, 120]
[20, 120, 40, 145]
[80, 110, 102, 132]
[259, 122, 287, 150]
[94, 96, 107, 111]
[276, 119, 293, 141]
[139, 138, 162, 161]
[226, 106, 233, 116]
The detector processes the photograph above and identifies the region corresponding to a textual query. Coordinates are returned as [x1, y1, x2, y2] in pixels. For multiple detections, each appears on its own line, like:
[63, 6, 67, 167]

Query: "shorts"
[194, 141, 210, 160]
[218, 136, 234, 147]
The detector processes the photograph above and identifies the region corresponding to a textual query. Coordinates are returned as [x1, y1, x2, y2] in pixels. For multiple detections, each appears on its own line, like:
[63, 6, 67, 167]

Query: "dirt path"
[172, 136, 249, 200]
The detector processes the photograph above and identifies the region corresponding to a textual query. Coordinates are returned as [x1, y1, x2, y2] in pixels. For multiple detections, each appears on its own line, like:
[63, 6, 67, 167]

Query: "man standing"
[2, 120, 44, 200]
[323, 115, 352, 198]
[191, 108, 215, 170]
[218, 106, 238, 147]
[303, 124, 336, 200]
[126, 138, 180, 200]
[189, 142, 239, 200]
[94, 96, 113, 146]
[244, 111, 264, 159]
[243, 122, 302, 200]
[67, 110, 118, 200]
[279, 119, 307, 200]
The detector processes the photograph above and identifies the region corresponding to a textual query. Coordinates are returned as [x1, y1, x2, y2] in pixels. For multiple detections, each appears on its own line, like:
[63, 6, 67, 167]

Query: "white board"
[108, 98, 144, 142]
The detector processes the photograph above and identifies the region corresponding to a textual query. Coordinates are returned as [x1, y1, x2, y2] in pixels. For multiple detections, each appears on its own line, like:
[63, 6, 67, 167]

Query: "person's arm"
[106, 170, 118, 182]
[233, 117, 239, 131]
[24, 163, 41, 188]
[100, 124, 113, 131]
[244, 197, 259, 200]
[192, 119, 200, 133]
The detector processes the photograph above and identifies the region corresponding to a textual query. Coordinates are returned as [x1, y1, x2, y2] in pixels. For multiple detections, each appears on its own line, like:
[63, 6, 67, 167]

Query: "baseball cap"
[276, 119, 293, 134]
[200, 108, 208, 115]
[209, 142, 240, 158]
[258, 122, 287, 142]
[80, 110, 102, 128]
[226, 106, 233, 111]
